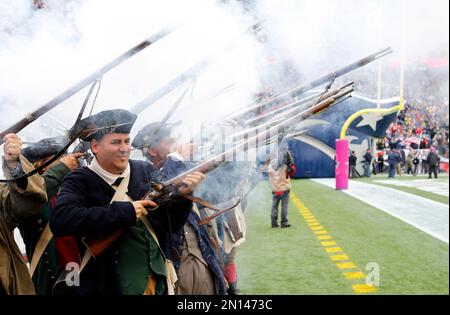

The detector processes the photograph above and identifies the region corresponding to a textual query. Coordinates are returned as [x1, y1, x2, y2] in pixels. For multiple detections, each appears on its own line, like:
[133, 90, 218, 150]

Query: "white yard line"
[373, 179, 449, 197]
[311, 178, 449, 244]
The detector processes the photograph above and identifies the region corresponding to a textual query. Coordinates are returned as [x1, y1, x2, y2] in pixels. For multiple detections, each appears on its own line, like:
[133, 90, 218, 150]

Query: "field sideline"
[236, 178, 449, 295]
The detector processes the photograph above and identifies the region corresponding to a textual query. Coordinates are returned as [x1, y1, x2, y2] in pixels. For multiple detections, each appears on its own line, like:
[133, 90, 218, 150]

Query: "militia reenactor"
[196, 161, 252, 295]
[132, 122, 227, 295]
[50, 109, 205, 295]
[0, 133, 48, 295]
[18, 136, 83, 294]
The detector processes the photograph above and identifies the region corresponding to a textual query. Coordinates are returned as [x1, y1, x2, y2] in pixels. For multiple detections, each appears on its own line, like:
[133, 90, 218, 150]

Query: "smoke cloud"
[0, 0, 262, 142]
[255, 0, 449, 79]
[0, 0, 448, 149]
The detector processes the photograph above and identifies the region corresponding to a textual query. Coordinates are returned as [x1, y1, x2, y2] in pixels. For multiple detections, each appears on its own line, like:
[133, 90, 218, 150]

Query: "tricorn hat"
[132, 121, 181, 150]
[69, 109, 137, 141]
[21, 136, 67, 163]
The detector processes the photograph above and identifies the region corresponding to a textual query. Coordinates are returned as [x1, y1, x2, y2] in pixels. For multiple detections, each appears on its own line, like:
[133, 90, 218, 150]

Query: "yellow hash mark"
[291, 191, 378, 294]
[344, 271, 365, 280]
[336, 262, 357, 270]
[291, 196, 303, 206]
[324, 246, 342, 253]
[320, 241, 337, 246]
[352, 284, 377, 293]
[330, 254, 349, 261]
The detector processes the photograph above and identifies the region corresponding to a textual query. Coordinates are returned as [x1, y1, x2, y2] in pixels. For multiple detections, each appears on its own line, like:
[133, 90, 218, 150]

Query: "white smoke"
[0, 0, 448, 144]
[255, 0, 449, 80]
[0, 0, 262, 142]
[1, 0, 448, 269]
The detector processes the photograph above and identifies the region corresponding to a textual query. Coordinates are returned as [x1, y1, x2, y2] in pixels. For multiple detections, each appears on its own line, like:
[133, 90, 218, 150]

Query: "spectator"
[421, 149, 429, 174]
[387, 149, 401, 178]
[268, 150, 295, 228]
[349, 151, 357, 179]
[377, 152, 385, 173]
[412, 149, 420, 175]
[362, 149, 372, 177]
[406, 150, 415, 175]
[427, 147, 440, 179]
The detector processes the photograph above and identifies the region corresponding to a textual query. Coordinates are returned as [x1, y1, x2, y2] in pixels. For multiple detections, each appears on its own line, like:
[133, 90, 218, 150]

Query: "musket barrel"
[165, 85, 354, 189]
[129, 59, 209, 114]
[232, 83, 353, 139]
[304, 47, 392, 94]
[243, 91, 323, 126]
[129, 21, 260, 115]
[83, 79, 351, 256]
[225, 47, 392, 122]
[0, 26, 176, 144]
[244, 81, 354, 126]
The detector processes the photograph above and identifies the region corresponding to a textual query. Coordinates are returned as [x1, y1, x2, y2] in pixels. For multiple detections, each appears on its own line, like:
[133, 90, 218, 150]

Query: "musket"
[0, 26, 176, 145]
[129, 60, 209, 114]
[83, 84, 353, 257]
[215, 83, 354, 145]
[129, 21, 264, 115]
[184, 82, 353, 162]
[244, 81, 354, 127]
[224, 47, 392, 123]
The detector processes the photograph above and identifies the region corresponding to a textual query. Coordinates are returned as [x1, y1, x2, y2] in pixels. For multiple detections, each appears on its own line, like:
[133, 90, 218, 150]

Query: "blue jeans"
[364, 161, 371, 177]
[389, 163, 396, 178]
[271, 191, 290, 225]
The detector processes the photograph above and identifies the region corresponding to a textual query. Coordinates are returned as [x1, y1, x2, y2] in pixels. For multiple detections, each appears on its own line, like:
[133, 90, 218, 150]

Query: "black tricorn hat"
[21, 136, 67, 163]
[69, 109, 137, 141]
[132, 121, 181, 150]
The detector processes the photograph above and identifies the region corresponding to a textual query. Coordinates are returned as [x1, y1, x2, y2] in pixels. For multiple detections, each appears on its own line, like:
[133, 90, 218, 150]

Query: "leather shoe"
[281, 223, 291, 228]
[227, 283, 240, 295]
[271, 223, 279, 228]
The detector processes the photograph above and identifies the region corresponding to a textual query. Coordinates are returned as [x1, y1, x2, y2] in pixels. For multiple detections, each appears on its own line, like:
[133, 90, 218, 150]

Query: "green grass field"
[236, 179, 449, 295]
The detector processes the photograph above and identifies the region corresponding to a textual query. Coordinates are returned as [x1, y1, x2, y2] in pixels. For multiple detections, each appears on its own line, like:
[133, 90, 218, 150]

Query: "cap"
[69, 109, 137, 141]
[21, 136, 67, 163]
[132, 121, 180, 150]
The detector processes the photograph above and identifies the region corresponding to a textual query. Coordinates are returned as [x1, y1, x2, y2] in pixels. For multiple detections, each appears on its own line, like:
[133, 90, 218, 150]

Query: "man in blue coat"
[362, 149, 372, 177]
[387, 149, 401, 178]
[50, 109, 205, 295]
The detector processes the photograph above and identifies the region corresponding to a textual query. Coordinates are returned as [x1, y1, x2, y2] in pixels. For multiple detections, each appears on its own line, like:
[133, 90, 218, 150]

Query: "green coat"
[117, 221, 167, 295]
[19, 162, 71, 295]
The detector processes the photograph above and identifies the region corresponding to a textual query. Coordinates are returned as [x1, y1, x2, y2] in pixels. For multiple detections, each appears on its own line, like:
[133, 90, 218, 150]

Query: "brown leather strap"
[181, 194, 223, 212]
[181, 194, 241, 213]
[180, 194, 242, 226]
[198, 207, 237, 226]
